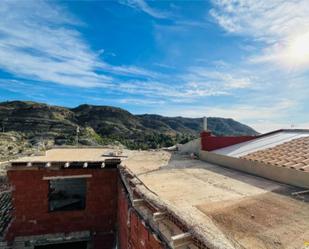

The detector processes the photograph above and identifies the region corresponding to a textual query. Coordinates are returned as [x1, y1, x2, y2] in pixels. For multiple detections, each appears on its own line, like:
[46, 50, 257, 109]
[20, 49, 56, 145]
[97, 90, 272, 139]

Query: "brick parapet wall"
[200, 131, 256, 151]
[5, 166, 211, 249]
[118, 166, 211, 249]
[6, 169, 118, 249]
[117, 180, 164, 249]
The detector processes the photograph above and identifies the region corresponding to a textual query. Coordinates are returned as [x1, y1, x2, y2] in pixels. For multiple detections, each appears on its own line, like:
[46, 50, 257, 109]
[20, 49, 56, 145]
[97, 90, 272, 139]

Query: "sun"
[286, 32, 309, 66]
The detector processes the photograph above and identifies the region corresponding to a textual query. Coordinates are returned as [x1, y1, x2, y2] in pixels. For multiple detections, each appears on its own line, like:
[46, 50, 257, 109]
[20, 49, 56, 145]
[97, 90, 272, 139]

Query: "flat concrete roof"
[123, 151, 309, 249]
[7, 148, 309, 248]
[11, 148, 119, 162]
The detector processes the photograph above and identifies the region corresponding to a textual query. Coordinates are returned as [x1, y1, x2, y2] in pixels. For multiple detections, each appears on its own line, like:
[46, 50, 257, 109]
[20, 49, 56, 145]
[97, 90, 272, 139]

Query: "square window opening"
[48, 178, 87, 212]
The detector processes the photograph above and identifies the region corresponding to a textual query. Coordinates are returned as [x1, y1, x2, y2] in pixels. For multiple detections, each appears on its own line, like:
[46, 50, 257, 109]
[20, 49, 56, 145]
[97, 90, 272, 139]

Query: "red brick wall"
[6, 169, 166, 249]
[200, 131, 256, 151]
[117, 182, 129, 249]
[117, 182, 164, 249]
[6, 169, 118, 249]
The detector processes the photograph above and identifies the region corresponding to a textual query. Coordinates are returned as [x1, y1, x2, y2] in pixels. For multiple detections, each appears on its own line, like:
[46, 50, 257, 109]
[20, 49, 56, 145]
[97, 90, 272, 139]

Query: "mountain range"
[0, 101, 258, 150]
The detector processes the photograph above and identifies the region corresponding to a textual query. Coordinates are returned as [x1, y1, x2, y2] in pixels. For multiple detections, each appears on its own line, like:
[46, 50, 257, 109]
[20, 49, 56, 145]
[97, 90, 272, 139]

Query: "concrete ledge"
[13, 231, 91, 249]
[199, 150, 309, 189]
[42, 174, 92, 180]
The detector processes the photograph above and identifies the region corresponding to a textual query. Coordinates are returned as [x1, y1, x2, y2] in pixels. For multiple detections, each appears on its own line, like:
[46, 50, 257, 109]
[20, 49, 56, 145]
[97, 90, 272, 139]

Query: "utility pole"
[39, 136, 45, 152]
[76, 126, 80, 146]
[1, 119, 6, 133]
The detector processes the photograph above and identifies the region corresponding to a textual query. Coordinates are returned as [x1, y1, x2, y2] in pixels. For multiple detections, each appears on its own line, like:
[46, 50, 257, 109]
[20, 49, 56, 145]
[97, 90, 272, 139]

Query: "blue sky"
[0, 0, 309, 132]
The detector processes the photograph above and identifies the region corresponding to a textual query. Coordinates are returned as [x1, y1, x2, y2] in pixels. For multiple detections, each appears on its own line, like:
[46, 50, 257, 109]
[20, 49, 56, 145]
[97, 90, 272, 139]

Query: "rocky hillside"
[0, 101, 258, 150]
[0, 132, 37, 174]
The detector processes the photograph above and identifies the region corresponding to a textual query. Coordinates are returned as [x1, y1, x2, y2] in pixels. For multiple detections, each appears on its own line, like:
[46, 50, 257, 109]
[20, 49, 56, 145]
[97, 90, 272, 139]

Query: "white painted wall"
[178, 138, 200, 155]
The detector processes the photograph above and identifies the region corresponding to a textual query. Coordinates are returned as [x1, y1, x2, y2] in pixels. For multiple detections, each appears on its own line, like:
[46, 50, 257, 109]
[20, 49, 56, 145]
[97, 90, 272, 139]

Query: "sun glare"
[286, 32, 309, 66]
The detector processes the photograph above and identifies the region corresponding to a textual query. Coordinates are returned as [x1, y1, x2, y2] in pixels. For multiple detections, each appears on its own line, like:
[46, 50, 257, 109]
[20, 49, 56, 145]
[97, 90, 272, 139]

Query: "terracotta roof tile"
[241, 136, 309, 172]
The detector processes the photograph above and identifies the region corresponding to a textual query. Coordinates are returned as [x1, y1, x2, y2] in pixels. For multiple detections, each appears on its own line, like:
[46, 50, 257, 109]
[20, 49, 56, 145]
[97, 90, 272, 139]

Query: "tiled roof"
[241, 137, 309, 172]
[0, 191, 12, 240]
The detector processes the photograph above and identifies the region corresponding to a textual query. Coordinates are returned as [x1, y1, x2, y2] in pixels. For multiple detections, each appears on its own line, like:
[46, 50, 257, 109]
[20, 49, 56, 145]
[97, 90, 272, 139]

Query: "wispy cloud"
[203, 99, 296, 121]
[0, 0, 110, 87]
[184, 67, 254, 90]
[0, 0, 248, 104]
[1, 0, 249, 101]
[210, 0, 309, 70]
[250, 121, 309, 133]
[157, 99, 299, 133]
[0, 0, 160, 89]
[210, 0, 309, 41]
[1, 0, 220, 102]
[162, 99, 294, 119]
[119, 98, 165, 105]
[1, 0, 307, 134]
[119, 0, 169, 19]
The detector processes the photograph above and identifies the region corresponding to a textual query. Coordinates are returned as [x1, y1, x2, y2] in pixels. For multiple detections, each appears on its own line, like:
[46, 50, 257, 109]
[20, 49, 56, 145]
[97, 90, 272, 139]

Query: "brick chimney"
[200, 116, 256, 151]
[200, 116, 212, 138]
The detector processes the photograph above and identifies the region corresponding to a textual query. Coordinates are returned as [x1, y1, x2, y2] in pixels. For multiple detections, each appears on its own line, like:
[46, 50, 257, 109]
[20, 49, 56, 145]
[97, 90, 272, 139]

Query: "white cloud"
[1, 0, 307, 129]
[100, 64, 161, 79]
[156, 99, 299, 133]
[183, 67, 254, 91]
[203, 99, 295, 121]
[0, 0, 160, 88]
[0, 0, 256, 102]
[119, 0, 169, 19]
[118, 79, 231, 99]
[119, 98, 165, 105]
[0, 0, 111, 87]
[1, 0, 227, 101]
[210, 0, 309, 70]
[210, 0, 309, 41]
[249, 121, 309, 134]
